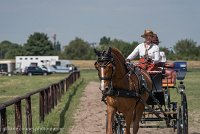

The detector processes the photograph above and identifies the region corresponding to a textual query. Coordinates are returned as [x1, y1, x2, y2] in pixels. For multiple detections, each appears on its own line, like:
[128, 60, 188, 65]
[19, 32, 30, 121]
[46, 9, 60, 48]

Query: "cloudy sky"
[0, 0, 199, 49]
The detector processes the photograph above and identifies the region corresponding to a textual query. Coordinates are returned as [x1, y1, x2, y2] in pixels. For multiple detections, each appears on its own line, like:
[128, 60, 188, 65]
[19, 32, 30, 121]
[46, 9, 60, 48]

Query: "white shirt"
[127, 43, 160, 63]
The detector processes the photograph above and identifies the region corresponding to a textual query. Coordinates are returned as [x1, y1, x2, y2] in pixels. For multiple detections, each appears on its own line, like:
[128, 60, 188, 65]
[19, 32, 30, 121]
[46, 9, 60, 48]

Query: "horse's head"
[94, 47, 115, 93]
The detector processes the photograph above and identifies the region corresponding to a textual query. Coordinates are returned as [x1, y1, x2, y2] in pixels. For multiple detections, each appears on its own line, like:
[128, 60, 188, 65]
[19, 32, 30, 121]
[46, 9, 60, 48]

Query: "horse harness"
[97, 59, 148, 104]
[99, 61, 169, 123]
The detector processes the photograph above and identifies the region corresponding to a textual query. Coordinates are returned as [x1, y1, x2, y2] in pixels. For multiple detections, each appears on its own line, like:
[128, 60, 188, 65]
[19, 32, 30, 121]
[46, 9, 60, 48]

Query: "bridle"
[95, 55, 115, 93]
[97, 61, 114, 79]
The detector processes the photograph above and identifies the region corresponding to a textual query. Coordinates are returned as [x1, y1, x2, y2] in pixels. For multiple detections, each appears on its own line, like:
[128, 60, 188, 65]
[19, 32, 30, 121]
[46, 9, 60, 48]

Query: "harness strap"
[113, 88, 140, 98]
[103, 88, 164, 120]
[127, 65, 147, 94]
[99, 76, 112, 80]
[103, 88, 140, 98]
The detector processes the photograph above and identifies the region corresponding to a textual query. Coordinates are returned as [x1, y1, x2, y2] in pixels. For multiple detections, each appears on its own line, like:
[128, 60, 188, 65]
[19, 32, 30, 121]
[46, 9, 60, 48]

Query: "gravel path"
[69, 81, 199, 134]
[69, 81, 106, 134]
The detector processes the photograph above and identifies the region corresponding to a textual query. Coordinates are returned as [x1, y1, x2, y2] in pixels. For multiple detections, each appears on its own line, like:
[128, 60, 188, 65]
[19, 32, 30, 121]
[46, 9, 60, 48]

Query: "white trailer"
[0, 60, 15, 75]
[15, 56, 59, 73]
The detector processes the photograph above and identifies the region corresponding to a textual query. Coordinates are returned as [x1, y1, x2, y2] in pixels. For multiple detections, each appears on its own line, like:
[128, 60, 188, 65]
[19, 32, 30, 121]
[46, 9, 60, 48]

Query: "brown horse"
[94, 47, 153, 134]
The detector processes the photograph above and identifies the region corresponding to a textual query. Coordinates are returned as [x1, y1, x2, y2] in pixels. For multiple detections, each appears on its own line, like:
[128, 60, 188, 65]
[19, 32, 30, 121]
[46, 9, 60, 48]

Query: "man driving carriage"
[126, 29, 160, 71]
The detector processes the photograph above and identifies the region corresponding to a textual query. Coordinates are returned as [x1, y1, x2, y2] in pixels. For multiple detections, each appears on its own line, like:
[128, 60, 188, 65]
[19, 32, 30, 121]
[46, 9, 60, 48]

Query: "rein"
[103, 87, 140, 98]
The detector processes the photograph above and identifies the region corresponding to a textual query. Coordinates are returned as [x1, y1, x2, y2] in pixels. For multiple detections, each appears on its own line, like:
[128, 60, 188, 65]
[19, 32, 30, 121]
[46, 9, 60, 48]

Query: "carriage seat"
[162, 62, 177, 87]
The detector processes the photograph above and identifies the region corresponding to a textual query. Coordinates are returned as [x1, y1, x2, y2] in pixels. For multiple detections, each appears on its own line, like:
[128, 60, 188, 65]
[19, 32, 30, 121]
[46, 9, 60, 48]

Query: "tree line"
[0, 32, 200, 60]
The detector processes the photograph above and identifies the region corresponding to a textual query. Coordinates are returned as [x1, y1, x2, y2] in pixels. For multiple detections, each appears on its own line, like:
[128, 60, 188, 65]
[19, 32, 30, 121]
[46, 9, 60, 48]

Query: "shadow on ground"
[53, 79, 84, 134]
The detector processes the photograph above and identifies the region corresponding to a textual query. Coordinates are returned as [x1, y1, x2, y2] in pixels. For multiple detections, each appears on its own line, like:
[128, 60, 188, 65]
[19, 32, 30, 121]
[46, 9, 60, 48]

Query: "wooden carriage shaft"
[143, 88, 168, 118]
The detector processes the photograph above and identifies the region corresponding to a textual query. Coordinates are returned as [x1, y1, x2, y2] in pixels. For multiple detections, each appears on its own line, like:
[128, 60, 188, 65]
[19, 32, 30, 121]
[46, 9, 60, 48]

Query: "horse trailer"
[15, 56, 59, 73]
[0, 60, 15, 75]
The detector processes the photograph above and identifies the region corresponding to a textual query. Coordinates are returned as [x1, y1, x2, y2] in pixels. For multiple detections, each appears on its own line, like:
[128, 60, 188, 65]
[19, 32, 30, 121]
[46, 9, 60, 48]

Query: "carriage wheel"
[181, 93, 188, 134]
[177, 93, 188, 134]
[106, 114, 125, 134]
[116, 124, 125, 134]
[177, 106, 182, 134]
[105, 114, 118, 134]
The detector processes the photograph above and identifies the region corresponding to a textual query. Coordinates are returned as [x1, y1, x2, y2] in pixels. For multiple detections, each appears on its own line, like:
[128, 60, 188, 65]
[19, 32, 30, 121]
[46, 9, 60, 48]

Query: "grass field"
[0, 74, 69, 103]
[0, 74, 73, 134]
[0, 68, 199, 133]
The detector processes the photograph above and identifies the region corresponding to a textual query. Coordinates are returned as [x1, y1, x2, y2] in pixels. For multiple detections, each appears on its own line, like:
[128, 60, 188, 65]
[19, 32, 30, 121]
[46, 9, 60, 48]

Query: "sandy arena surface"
[69, 81, 199, 134]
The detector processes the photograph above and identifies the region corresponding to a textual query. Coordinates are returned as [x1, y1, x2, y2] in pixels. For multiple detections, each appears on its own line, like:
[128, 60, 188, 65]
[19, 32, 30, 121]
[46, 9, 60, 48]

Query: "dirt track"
[69, 81, 199, 134]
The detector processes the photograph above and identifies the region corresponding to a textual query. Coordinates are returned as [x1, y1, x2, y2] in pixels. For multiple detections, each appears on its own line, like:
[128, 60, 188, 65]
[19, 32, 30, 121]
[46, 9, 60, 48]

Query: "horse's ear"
[94, 48, 101, 56]
[106, 47, 112, 55]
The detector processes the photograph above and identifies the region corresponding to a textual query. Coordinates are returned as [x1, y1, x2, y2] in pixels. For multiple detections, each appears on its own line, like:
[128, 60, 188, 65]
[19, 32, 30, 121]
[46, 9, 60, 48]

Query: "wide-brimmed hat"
[141, 29, 154, 38]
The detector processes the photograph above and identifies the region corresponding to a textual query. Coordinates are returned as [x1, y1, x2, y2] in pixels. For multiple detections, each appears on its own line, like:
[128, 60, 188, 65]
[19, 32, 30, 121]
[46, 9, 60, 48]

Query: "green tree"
[24, 32, 54, 56]
[64, 37, 95, 60]
[110, 39, 138, 58]
[99, 36, 111, 45]
[97, 39, 138, 58]
[0, 41, 24, 59]
[174, 39, 199, 60]
[5, 46, 25, 59]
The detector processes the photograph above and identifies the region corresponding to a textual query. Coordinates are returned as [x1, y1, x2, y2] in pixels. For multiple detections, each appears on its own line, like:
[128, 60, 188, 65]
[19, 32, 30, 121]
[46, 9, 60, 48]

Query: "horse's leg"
[132, 103, 145, 134]
[106, 105, 116, 134]
[124, 111, 133, 134]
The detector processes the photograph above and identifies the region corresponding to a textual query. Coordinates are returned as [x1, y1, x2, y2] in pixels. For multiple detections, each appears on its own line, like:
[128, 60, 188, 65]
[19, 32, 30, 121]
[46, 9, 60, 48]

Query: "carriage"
[140, 61, 188, 133]
[106, 61, 188, 134]
[94, 47, 188, 134]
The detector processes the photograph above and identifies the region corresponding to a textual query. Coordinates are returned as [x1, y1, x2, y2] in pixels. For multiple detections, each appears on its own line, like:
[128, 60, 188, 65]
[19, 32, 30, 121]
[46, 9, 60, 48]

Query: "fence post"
[54, 85, 57, 106]
[51, 85, 54, 109]
[66, 78, 69, 91]
[48, 87, 51, 113]
[25, 97, 32, 134]
[39, 91, 44, 122]
[15, 101, 22, 134]
[64, 79, 67, 92]
[61, 82, 64, 95]
[58, 84, 61, 101]
[0, 108, 7, 134]
[56, 84, 60, 102]
[44, 89, 48, 115]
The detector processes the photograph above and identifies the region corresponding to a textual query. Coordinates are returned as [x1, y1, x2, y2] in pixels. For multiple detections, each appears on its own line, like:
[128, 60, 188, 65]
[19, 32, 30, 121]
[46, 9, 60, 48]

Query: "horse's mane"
[111, 47, 126, 64]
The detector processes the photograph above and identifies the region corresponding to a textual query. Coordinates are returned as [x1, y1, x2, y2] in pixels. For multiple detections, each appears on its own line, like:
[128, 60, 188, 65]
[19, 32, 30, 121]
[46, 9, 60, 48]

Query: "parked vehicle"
[0, 60, 15, 75]
[66, 64, 78, 72]
[40, 63, 78, 74]
[24, 66, 49, 76]
[47, 65, 70, 73]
